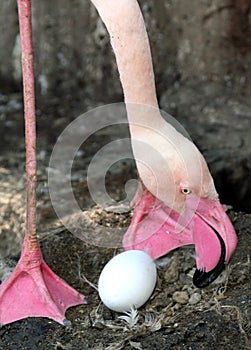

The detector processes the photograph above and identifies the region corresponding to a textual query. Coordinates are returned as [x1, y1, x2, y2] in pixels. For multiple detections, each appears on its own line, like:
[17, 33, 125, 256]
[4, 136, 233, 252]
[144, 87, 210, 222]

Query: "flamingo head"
[124, 121, 238, 287]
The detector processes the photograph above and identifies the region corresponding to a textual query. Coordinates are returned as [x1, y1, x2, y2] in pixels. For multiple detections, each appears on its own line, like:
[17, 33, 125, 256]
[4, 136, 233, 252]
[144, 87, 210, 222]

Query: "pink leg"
[0, 0, 86, 325]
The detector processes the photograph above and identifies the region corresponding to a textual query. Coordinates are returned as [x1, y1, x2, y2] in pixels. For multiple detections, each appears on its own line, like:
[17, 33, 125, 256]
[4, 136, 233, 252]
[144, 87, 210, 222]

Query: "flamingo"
[0, 0, 237, 326]
[91, 0, 238, 288]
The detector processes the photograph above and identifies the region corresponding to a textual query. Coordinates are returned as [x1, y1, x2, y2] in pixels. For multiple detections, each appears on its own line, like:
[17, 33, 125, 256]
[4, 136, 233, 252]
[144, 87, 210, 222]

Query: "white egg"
[98, 250, 157, 312]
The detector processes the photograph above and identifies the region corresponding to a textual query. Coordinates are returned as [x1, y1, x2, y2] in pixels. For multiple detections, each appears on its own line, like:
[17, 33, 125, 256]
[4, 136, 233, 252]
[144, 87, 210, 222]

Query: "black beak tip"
[193, 263, 225, 288]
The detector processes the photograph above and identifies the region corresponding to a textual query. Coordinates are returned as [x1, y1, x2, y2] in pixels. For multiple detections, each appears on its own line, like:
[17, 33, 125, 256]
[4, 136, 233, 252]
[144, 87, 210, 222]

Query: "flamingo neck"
[91, 0, 159, 109]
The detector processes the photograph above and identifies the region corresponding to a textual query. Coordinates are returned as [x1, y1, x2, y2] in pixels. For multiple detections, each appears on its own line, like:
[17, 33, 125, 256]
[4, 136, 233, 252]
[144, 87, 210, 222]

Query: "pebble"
[172, 291, 189, 304]
[189, 292, 201, 305]
[164, 259, 179, 283]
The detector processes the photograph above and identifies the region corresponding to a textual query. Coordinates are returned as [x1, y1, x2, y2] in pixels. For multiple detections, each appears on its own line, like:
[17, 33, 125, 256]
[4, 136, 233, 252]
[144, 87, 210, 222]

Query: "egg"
[98, 250, 157, 312]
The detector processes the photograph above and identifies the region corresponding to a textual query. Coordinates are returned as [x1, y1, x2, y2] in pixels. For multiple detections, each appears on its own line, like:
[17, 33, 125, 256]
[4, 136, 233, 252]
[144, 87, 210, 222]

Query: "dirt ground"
[0, 89, 250, 350]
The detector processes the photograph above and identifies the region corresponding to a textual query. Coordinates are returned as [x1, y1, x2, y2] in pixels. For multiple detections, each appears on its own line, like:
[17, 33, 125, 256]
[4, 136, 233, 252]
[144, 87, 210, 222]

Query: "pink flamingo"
[0, 0, 237, 326]
[91, 0, 237, 288]
[0, 0, 86, 325]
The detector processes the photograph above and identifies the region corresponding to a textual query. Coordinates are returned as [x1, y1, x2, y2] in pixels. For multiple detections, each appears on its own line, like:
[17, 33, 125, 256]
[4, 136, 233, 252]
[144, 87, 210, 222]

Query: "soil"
[0, 88, 250, 350]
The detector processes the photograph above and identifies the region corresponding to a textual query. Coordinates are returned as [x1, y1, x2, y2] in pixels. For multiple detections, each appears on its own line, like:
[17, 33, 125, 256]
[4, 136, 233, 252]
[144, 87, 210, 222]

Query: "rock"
[189, 293, 201, 305]
[172, 291, 189, 304]
[164, 257, 180, 283]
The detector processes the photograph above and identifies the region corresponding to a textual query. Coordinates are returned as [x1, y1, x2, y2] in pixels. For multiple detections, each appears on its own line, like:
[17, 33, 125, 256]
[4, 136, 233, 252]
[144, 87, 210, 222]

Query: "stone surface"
[172, 291, 189, 304]
[189, 292, 202, 305]
[0, 1, 250, 101]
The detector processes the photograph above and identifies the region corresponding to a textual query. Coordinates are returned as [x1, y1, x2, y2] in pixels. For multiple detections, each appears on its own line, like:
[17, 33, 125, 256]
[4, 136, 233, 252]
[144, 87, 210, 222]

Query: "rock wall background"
[0, 0, 250, 102]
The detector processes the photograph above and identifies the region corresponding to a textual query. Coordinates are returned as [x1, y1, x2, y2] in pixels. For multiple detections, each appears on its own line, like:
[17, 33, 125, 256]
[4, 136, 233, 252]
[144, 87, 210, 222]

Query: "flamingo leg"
[0, 0, 86, 325]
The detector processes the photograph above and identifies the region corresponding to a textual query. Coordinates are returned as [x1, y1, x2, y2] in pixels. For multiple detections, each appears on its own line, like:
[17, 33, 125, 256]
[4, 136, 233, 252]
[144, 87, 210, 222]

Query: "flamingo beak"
[191, 198, 238, 288]
[123, 191, 238, 288]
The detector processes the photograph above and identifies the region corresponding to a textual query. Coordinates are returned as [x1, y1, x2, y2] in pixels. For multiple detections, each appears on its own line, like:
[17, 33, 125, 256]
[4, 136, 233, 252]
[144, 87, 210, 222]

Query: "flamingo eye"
[181, 188, 191, 195]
